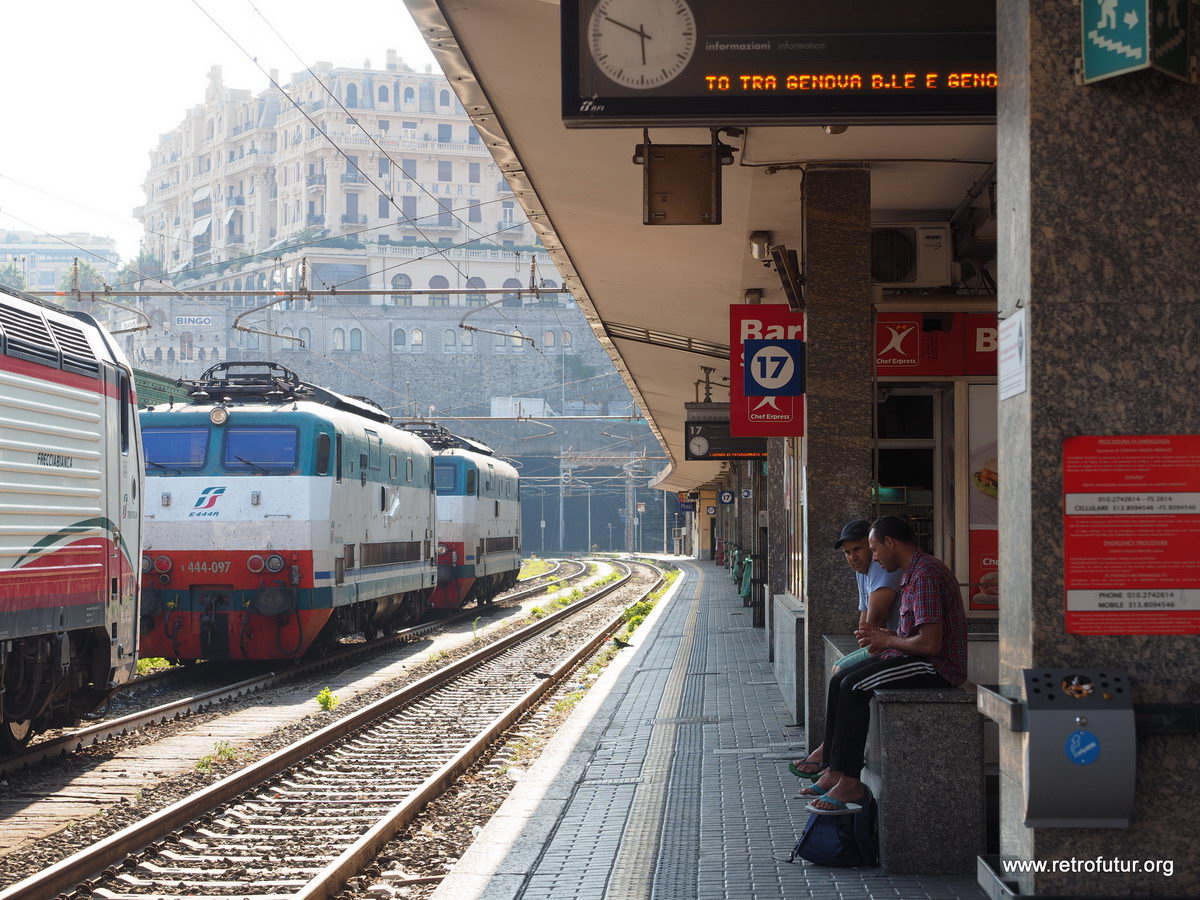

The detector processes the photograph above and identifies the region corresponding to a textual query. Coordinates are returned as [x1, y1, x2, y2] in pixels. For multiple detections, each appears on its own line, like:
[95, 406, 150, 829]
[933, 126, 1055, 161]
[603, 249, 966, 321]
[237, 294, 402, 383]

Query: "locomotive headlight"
[247, 554, 265, 573]
[436, 543, 447, 556]
[141, 555, 153, 575]
[265, 554, 285, 573]
[209, 406, 229, 426]
[153, 555, 172, 573]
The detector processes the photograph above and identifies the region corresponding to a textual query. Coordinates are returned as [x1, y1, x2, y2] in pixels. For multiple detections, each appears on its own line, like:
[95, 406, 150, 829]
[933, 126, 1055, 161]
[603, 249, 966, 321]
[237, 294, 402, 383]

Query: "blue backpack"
[789, 790, 878, 868]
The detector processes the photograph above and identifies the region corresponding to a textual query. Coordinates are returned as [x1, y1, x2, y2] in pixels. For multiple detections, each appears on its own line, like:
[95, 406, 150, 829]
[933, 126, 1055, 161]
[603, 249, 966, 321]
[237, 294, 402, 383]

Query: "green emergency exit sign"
[1080, 0, 1191, 84]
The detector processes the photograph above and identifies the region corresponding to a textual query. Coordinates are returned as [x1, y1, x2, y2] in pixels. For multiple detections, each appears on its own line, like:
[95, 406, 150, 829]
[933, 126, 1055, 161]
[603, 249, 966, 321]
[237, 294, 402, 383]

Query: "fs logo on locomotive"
[190, 486, 226, 517]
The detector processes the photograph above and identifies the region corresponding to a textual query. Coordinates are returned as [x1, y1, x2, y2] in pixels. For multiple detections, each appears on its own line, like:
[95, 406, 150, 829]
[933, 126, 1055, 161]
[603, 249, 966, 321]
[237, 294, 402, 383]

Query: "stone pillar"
[996, 3, 1200, 894]
[801, 167, 874, 742]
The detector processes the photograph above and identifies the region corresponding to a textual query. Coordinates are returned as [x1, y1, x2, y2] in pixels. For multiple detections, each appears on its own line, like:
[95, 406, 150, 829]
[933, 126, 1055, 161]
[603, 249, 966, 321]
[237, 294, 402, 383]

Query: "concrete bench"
[822, 635, 985, 876]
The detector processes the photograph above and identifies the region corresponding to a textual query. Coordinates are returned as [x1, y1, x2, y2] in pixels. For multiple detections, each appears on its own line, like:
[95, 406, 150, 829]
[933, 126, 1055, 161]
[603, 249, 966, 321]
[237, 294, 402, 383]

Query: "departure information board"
[562, 0, 996, 126]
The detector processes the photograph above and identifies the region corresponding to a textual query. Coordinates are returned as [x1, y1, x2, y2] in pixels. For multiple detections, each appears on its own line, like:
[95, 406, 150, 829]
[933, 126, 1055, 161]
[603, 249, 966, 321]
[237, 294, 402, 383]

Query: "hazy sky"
[0, 1, 437, 261]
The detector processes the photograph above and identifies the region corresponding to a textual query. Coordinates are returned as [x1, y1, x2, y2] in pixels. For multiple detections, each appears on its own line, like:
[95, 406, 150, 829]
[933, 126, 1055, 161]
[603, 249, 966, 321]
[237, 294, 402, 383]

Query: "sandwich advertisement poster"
[968, 384, 999, 610]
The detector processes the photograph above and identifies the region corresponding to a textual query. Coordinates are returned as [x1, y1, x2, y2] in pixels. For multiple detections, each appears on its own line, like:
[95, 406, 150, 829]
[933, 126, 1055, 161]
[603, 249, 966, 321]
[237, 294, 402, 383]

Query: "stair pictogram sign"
[1081, 0, 1191, 83]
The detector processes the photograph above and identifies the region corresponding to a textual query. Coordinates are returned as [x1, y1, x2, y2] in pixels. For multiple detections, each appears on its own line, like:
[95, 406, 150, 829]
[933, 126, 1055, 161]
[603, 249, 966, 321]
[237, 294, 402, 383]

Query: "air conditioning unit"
[871, 223, 953, 288]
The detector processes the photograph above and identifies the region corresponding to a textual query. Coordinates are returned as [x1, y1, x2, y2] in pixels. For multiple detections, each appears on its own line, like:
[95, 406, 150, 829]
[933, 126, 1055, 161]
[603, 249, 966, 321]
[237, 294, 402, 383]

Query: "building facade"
[0, 229, 121, 291]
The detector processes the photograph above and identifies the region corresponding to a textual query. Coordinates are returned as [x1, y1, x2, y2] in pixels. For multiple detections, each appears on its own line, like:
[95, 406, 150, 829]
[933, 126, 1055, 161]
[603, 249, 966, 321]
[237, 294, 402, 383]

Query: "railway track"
[0, 559, 588, 777]
[0, 560, 663, 900]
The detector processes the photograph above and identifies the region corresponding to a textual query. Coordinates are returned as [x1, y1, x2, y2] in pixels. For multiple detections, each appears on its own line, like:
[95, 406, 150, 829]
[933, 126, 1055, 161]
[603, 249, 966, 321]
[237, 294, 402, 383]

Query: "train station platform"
[432, 560, 986, 900]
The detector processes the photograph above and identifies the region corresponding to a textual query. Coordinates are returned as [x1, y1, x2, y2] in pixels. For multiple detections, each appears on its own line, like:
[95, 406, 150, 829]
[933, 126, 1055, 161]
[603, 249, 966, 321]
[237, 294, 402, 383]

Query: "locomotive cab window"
[435, 460, 455, 493]
[389, 454, 397, 481]
[406, 457, 414, 483]
[466, 468, 477, 495]
[143, 427, 208, 473]
[316, 433, 331, 475]
[224, 426, 298, 473]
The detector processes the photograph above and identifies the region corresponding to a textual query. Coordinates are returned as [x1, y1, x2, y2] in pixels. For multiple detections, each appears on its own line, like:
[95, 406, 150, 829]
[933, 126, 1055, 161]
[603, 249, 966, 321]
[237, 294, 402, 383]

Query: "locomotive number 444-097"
[185, 561, 232, 574]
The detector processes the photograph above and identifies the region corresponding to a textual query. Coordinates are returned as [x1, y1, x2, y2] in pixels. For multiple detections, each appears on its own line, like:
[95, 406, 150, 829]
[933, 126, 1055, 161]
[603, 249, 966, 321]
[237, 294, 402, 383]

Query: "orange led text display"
[703, 72, 998, 92]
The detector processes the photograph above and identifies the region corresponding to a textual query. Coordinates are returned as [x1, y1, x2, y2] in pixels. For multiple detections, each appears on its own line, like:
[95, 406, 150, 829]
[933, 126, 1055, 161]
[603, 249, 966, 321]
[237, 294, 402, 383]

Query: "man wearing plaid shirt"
[804, 515, 968, 815]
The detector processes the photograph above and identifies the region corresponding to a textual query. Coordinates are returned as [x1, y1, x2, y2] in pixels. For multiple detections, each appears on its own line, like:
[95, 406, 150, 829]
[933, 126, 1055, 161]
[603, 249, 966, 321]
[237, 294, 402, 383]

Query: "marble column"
[802, 167, 874, 742]
[997, 1, 1200, 894]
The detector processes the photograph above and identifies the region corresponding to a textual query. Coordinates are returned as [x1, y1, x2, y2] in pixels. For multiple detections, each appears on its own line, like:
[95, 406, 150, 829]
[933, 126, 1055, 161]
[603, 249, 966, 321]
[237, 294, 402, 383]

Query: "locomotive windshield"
[434, 460, 457, 492]
[223, 427, 298, 473]
[143, 427, 208, 472]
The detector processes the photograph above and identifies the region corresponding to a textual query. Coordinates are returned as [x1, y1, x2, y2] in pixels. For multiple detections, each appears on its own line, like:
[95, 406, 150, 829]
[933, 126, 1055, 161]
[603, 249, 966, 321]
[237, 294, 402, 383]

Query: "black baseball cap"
[834, 519, 871, 550]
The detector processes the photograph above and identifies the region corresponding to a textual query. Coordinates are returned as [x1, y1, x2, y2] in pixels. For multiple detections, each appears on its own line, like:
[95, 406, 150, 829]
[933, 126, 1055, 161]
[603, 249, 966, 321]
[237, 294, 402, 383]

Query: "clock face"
[588, 0, 696, 90]
[688, 436, 709, 457]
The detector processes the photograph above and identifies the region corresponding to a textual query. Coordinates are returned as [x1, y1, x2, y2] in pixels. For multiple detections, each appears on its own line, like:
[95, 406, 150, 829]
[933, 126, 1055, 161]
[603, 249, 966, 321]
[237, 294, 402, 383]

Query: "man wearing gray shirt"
[790, 518, 901, 782]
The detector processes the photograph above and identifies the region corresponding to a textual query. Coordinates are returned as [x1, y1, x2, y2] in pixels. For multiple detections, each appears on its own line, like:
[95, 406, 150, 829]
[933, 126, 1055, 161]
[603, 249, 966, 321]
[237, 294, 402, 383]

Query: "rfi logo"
[193, 486, 226, 510]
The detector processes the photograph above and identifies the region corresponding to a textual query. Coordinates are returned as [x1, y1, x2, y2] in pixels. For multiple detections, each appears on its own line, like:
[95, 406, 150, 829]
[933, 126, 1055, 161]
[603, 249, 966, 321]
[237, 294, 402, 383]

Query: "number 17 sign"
[729, 304, 806, 437]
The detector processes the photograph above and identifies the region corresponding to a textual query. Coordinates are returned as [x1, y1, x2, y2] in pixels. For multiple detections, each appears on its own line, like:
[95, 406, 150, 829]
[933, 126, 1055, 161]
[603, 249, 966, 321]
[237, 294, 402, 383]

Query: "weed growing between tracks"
[315, 686, 341, 712]
[134, 656, 174, 676]
[195, 740, 239, 773]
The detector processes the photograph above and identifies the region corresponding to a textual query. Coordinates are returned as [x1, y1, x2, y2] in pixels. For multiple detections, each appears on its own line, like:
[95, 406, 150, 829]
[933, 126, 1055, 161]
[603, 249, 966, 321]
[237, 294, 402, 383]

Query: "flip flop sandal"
[793, 785, 828, 800]
[787, 761, 827, 780]
[805, 794, 866, 816]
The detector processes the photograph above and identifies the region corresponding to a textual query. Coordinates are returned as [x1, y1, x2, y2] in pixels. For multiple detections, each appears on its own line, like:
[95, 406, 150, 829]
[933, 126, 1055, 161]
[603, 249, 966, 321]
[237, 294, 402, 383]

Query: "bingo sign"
[1063, 435, 1200, 635]
[729, 304, 805, 437]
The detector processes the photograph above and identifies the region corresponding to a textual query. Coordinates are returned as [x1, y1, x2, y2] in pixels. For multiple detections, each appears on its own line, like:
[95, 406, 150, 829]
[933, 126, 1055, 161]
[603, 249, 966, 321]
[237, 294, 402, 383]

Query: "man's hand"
[854, 624, 893, 655]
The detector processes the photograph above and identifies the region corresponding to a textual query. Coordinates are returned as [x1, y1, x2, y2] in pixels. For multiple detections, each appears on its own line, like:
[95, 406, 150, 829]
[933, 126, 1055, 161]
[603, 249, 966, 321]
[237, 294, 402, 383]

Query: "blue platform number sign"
[718, 490, 735, 505]
[742, 339, 806, 398]
[1065, 729, 1101, 766]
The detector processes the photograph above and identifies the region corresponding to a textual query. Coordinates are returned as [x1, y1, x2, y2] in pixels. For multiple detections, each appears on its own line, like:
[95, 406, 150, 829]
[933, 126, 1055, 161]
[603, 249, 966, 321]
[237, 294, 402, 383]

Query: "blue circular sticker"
[1065, 729, 1101, 766]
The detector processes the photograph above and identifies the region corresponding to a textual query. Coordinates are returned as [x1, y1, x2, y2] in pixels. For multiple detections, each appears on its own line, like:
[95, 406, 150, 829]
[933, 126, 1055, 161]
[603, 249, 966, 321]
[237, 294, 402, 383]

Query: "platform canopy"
[404, 0, 996, 492]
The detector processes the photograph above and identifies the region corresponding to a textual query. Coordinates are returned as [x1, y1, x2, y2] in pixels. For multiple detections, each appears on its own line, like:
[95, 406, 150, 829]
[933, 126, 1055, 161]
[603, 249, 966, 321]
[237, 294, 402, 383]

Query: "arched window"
[378, 85, 389, 103]
[562, 330, 573, 348]
[246, 331, 260, 350]
[494, 332, 507, 351]
[390, 273, 412, 306]
[461, 329, 474, 347]
[332, 328, 346, 351]
[349, 328, 362, 351]
[197, 348, 206, 362]
[393, 328, 406, 348]
[502, 277, 522, 307]
[429, 274, 450, 306]
[543, 330, 556, 348]
[403, 86, 415, 103]
[167, 347, 176, 362]
[299, 327, 311, 347]
[442, 329, 456, 350]
[439, 89, 450, 106]
[154, 347, 162, 362]
[233, 277, 242, 290]
[411, 328, 424, 348]
[281, 327, 294, 339]
[346, 83, 358, 107]
[211, 348, 220, 361]
[509, 329, 525, 351]
[466, 276, 485, 306]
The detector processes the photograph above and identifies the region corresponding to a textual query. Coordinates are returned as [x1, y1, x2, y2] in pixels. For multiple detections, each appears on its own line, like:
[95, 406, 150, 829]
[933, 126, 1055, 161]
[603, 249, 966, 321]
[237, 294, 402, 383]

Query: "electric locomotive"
[403, 423, 521, 610]
[0, 284, 142, 751]
[138, 363, 437, 661]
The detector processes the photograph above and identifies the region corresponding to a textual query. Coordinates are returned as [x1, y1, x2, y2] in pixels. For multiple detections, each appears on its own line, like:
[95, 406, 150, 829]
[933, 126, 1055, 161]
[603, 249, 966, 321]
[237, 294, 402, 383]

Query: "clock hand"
[604, 15, 653, 40]
[638, 24, 648, 65]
